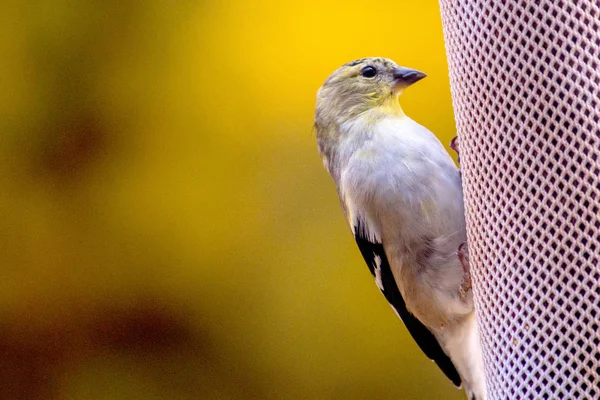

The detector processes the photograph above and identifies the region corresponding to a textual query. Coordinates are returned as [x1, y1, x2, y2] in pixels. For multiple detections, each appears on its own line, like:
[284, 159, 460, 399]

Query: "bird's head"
[315, 57, 426, 129]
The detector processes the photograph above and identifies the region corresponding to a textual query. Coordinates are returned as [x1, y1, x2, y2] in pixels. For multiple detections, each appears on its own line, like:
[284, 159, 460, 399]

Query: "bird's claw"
[450, 136, 462, 175]
[450, 136, 459, 155]
[458, 242, 471, 302]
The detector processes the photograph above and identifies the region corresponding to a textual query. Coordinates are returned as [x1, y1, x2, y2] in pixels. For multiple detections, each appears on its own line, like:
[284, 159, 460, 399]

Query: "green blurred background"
[1, 0, 461, 399]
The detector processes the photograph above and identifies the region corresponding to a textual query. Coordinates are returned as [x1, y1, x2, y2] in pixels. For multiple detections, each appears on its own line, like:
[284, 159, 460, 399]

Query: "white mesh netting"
[438, 1, 600, 398]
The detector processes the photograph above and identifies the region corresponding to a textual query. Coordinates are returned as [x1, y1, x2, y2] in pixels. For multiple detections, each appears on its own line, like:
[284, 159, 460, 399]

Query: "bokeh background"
[1, 0, 461, 399]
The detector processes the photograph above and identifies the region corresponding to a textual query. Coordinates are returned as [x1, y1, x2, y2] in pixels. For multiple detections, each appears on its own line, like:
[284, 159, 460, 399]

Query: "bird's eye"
[360, 66, 377, 78]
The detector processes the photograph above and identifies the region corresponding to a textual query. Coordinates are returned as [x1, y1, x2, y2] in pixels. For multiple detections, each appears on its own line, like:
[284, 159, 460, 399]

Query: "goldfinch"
[314, 57, 486, 400]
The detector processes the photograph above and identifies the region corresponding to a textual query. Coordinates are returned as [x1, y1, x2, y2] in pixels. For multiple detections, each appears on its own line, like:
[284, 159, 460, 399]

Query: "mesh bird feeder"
[438, 1, 600, 398]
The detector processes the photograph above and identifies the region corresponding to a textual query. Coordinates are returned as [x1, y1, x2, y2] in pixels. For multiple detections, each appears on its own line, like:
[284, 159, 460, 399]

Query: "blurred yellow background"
[1, 0, 460, 399]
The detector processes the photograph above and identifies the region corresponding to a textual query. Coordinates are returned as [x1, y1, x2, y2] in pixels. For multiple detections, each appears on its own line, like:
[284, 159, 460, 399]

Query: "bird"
[314, 57, 486, 400]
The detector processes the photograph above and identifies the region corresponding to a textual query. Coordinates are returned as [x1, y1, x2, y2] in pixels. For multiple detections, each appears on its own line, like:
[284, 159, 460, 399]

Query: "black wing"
[353, 220, 462, 387]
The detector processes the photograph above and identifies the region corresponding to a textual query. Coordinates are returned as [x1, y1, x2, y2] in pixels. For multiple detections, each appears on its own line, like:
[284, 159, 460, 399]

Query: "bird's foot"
[450, 136, 459, 155]
[458, 242, 471, 302]
[450, 136, 462, 174]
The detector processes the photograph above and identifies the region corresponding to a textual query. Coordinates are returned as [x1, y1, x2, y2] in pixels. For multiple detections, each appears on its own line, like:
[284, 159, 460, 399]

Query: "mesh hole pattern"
[439, 1, 600, 399]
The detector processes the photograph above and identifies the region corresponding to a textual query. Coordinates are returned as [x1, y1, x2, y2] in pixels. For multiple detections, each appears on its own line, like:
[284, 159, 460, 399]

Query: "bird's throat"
[379, 95, 406, 118]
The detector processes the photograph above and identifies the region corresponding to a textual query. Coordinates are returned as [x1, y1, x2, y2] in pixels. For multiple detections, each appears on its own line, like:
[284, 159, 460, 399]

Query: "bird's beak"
[393, 67, 427, 89]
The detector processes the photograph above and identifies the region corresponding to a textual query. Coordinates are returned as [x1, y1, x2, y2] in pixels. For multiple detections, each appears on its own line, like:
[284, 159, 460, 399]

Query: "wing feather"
[353, 219, 462, 387]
